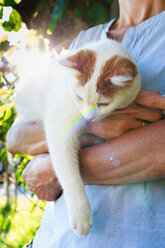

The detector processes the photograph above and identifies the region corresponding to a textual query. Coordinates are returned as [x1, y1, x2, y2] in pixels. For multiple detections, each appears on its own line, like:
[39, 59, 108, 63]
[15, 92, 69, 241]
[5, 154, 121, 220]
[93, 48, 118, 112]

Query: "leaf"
[0, 0, 21, 6]
[37, 0, 45, 12]
[0, 72, 2, 83]
[106, 0, 113, 3]
[48, 0, 65, 35]
[14, 0, 21, 3]
[2, 9, 22, 31]
[0, 147, 6, 162]
[3, 106, 12, 121]
[47, 18, 57, 35]
[0, 110, 6, 122]
[0, 6, 3, 18]
[0, 0, 16, 7]
[51, 0, 64, 19]
[0, 39, 9, 55]
[0, 102, 14, 119]
[87, 4, 107, 25]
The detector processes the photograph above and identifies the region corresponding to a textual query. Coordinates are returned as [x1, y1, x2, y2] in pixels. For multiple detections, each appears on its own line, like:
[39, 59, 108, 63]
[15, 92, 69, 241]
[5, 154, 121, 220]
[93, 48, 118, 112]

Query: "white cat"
[14, 39, 141, 236]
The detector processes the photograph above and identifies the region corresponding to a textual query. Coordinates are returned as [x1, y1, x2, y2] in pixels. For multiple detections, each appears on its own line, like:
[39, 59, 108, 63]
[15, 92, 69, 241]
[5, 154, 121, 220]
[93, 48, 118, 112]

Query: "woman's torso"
[33, 11, 165, 248]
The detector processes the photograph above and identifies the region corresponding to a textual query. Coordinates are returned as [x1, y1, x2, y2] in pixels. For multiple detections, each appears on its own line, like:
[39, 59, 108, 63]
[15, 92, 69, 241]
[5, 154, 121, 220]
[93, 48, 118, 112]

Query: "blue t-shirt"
[33, 11, 165, 248]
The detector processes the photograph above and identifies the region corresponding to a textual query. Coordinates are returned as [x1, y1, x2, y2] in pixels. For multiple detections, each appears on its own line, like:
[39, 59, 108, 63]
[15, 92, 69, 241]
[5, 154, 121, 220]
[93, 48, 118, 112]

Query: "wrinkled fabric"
[33, 11, 165, 248]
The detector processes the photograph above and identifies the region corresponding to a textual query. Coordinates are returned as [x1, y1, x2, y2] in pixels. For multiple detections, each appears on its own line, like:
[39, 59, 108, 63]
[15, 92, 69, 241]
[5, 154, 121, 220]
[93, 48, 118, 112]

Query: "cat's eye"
[76, 94, 83, 101]
[98, 102, 110, 107]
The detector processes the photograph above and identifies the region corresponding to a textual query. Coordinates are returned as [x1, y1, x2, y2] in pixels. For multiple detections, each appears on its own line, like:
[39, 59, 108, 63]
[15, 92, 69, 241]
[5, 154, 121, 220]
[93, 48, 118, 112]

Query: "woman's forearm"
[7, 121, 48, 155]
[7, 119, 165, 185]
[80, 120, 165, 184]
[21, 119, 165, 186]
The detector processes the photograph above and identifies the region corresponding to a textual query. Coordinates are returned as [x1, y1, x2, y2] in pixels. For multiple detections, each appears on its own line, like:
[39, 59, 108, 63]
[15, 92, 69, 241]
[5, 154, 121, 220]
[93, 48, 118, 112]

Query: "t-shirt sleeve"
[68, 23, 109, 50]
[68, 30, 92, 50]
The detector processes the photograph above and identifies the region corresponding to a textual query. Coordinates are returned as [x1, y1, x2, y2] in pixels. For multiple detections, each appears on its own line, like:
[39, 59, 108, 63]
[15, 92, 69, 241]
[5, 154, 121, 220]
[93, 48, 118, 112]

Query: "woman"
[7, 0, 165, 247]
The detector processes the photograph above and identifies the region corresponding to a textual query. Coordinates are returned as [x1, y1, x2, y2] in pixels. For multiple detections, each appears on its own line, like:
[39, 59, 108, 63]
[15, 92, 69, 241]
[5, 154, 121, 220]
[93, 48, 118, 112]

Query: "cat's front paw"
[69, 203, 93, 236]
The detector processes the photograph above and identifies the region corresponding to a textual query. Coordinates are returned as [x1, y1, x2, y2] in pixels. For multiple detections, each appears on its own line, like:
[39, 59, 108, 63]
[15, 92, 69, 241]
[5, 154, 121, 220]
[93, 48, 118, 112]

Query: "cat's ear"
[102, 55, 138, 87]
[58, 53, 80, 71]
[58, 49, 96, 73]
[110, 75, 134, 86]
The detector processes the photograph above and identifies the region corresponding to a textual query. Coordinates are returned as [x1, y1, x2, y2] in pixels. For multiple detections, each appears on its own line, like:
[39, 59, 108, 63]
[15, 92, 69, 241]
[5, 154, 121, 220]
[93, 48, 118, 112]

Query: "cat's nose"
[82, 103, 98, 121]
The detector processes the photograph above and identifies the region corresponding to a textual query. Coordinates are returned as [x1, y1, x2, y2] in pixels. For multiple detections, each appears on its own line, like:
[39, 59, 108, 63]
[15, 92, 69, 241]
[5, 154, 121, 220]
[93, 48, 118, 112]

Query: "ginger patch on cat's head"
[59, 49, 96, 86]
[97, 55, 138, 98]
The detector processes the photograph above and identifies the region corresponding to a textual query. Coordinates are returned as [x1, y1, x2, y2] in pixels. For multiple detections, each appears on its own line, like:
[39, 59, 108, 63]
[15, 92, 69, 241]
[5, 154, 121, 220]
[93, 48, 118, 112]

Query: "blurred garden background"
[0, 0, 117, 247]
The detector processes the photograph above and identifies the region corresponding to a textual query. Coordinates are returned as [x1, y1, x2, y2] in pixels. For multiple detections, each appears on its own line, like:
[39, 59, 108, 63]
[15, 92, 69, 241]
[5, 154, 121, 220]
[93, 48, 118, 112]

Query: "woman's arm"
[7, 90, 165, 200]
[25, 119, 165, 190]
[80, 91, 165, 184]
[7, 121, 48, 155]
[80, 119, 165, 184]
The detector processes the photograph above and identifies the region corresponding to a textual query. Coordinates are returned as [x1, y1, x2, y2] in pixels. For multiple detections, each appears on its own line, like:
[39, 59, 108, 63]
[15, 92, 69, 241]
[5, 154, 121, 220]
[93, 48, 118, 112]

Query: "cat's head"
[59, 39, 141, 122]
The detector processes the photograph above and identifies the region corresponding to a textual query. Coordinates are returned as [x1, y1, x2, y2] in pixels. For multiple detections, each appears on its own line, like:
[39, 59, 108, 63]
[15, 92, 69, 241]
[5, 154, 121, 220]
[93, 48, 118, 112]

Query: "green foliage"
[0, 87, 16, 182]
[37, 0, 45, 12]
[0, 6, 3, 18]
[47, 0, 65, 34]
[0, 39, 10, 56]
[0, 0, 17, 7]
[47, 0, 113, 34]
[52, 0, 64, 19]
[87, 3, 108, 25]
[0, 88, 15, 139]
[14, 154, 33, 189]
[0, 199, 45, 248]
[2, 9, 22, 31]
[47, 17, 57, 35]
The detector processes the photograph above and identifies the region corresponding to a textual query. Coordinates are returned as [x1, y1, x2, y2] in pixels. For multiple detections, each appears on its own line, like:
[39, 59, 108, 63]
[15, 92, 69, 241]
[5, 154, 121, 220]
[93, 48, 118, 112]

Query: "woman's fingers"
[22, 154, 62, 201]
[28, 179, 62, 201]
[136, 90, 165, 110]
[133, 107, 162, 122]
[88, 91, 164, 140]
[121, 90, 164, 122]
[124, 103, 162, 122]
[22, 154, 55, 185]
[88, 116, 144, 139]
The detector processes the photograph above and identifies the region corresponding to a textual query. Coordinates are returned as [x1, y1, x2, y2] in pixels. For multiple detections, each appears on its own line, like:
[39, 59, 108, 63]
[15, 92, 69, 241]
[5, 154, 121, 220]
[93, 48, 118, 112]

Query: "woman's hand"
[22, 154, 62, 201]
[87, 90, 163, 139]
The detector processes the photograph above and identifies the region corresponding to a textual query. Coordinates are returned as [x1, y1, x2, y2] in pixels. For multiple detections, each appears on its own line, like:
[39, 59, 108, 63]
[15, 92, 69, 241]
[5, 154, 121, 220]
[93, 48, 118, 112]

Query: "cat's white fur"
[15, 39, 141, 236]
